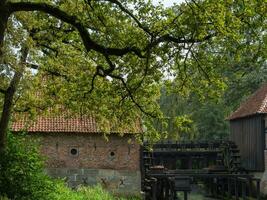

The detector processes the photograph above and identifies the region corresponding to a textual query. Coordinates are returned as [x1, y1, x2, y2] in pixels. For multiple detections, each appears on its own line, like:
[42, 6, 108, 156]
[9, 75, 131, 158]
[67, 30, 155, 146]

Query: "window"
[110, 151, 115, 157]
[108, 151, 116, 161]
[69, 147, 79, 156]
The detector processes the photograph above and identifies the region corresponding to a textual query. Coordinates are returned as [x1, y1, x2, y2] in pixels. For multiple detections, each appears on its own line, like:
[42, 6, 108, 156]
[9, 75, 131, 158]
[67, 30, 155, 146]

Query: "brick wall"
[32, 133, 141, 195]
[38, 133, 140, 171]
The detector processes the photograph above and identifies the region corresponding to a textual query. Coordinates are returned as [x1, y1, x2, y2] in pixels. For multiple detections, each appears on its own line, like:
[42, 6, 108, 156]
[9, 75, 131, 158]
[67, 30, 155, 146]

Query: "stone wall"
[46, 168, 141, 195]
[34, 133, 141, 195]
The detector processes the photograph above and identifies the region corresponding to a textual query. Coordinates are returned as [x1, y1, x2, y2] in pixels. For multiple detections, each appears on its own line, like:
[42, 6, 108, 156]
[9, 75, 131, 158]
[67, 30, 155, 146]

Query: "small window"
[108, 151, 116, 161]
[110, 151, 115, 157]
[69, 147, 79, 156]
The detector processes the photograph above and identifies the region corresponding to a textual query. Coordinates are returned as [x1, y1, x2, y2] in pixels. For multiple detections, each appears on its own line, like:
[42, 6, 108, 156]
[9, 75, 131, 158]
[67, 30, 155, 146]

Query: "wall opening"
[110, 151, 115, 157]
[69, 147, 79, 156]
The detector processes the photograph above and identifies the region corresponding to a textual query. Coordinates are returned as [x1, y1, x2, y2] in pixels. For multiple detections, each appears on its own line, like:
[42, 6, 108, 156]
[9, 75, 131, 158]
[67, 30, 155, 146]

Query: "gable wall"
[33, 133, 141, 195]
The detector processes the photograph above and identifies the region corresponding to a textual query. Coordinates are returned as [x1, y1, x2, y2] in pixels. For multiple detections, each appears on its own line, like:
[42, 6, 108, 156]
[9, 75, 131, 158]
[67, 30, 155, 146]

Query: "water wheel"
[220, 141, 241, 173]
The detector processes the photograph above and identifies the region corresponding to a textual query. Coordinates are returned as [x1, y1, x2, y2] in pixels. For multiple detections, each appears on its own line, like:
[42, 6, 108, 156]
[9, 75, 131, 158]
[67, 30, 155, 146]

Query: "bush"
[0, 196, 9, 200]
[0, 132, 54, 200]
[79, 185, 125, 200]
[51, 183, 141, 200]
[51, 181, 84, 200]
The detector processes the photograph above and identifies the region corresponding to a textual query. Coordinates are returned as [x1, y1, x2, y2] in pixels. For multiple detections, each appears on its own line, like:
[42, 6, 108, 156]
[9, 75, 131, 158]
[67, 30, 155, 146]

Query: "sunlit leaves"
[0, 0, 265, 142]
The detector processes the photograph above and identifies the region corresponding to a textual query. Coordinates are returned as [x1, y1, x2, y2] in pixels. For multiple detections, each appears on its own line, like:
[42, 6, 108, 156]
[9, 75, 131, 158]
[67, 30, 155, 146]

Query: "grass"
[52, 183, 141, 200]
[1, 184, 141, 200]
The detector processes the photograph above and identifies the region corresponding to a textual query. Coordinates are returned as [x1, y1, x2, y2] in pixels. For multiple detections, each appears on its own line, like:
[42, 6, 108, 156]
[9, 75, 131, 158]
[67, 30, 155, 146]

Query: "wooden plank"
[230, 115, 265, 171]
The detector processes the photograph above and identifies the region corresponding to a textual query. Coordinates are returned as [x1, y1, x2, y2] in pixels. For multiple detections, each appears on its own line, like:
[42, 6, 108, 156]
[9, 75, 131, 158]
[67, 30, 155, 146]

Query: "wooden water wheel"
[220, 141, 242, 173]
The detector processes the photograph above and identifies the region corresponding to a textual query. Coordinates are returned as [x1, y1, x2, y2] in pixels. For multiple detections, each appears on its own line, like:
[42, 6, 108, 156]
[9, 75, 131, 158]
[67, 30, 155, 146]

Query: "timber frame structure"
[141, 140, 261, 200]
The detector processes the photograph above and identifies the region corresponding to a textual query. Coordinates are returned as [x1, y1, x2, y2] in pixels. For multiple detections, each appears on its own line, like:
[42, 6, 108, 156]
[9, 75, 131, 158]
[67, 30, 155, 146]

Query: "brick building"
[11, 113, 141, 195]
[228, 83, 267, 194]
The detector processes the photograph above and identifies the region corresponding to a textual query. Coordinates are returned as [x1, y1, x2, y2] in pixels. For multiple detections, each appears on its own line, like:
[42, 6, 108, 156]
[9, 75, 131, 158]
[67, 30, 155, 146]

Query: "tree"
[154, 87, 229, 141]
[154, 0, 266, 140]
[0, 0, 266, 152]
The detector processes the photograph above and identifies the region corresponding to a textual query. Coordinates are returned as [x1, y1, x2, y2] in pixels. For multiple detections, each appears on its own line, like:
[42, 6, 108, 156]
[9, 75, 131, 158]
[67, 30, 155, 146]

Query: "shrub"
[50, 181, 84, 200]
[0, 132, 54, 200]
[51, 183, 141, 200]
[0, 196, 9, 200]
[79, 185, 121, 200]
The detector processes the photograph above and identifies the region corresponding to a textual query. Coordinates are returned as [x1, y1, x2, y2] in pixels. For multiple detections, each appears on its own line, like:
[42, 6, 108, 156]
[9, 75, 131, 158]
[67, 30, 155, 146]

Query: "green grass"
[1, 184, 141, 200]
[51, 183, 141, 200]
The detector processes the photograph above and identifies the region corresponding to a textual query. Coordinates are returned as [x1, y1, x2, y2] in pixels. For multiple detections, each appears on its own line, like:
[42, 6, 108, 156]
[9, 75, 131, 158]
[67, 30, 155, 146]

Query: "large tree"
[154, 0, 266, 140]
[0, 0, 265, 151]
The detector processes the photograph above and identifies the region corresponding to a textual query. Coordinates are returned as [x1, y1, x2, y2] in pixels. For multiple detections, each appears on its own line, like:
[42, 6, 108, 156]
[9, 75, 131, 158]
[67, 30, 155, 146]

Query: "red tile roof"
[228, 83, 267, 120]
[12, 114, 98, 133]
[12, 112, 141, 134]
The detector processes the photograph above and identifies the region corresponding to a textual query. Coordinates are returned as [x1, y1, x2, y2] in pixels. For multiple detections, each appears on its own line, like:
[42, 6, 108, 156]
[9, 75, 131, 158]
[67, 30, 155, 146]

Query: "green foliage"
[78, 185, 140, 200]
[0, 196, 9, 200]
[0, 182, 141, 200]
[50, 181, 84, 200]
[193, 102, 229, 140]
[0, 0, 265, 143]
[154, 86, 230, 141]
[224, 64, 267, 111]
[150, 0, 266, 142]
[46, 182, 141, 200]
[174, 115, 196, 140]
[0, 132, 54, 200]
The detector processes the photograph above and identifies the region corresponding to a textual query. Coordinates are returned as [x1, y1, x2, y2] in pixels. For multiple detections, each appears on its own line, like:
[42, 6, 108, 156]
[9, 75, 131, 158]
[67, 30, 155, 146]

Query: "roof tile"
[12, 112, 141, 134]
[228, 83, 267, 120]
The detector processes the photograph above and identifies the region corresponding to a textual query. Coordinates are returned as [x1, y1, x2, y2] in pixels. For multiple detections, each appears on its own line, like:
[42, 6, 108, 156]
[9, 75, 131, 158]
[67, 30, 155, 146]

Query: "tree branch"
[9, 1, 145, 58]
[0, 88, 6, 94]
[9, 1, 215, 59]
[28, 63, 71, 82]
[44, 69, 71, 82]
[83, 70, 98, 97]
[146, 33, 215, 50]
[100, 0, 151, 35]
[92, 55, 156, 117]
[110, 73, 156, 118]
[191, 51, 211, 82]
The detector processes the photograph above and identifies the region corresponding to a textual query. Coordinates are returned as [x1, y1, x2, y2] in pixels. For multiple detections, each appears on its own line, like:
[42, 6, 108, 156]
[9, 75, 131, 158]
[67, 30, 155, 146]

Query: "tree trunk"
[0, 47, 28, 152]
[0, 0, 10, 153]
[0, 0, 9, 59]
[0, 85, 16, 152]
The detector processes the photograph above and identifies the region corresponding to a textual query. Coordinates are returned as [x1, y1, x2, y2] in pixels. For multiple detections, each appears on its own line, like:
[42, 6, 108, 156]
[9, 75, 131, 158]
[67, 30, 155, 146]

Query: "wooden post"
[188, 156, 192, 169]
[248, 178, 252, 198]
[256, 179, 260, 200]
[214, 178, 218, 198]
[210, 178, 214, 197]
[184, 191, 188, 200]
[241, 181, 246, 200]
[227, 178, 231, 198]
[151, 178, 157, 200]
[235, 178, 238, 200]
